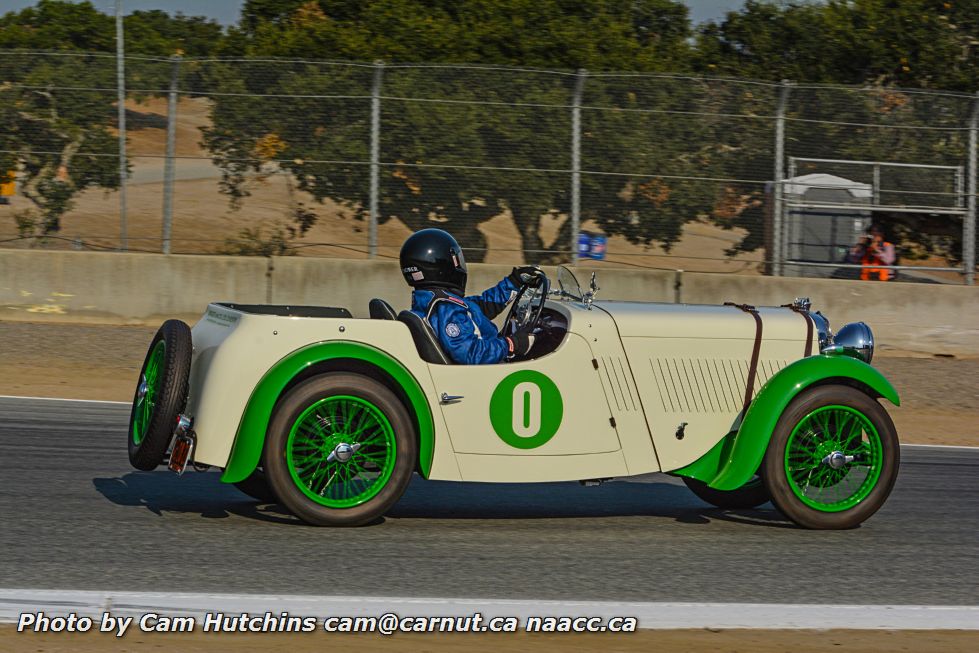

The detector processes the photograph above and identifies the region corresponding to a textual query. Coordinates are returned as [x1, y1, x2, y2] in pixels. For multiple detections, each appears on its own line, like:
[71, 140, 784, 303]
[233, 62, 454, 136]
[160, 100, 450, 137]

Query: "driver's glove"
[508, 266, 542, 289]
[506, 326, 536, 359]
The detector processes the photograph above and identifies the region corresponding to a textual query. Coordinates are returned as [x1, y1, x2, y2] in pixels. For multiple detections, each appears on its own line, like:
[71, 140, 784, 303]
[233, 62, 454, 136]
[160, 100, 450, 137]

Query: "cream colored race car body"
[127, 269, 901, 528]
[187, 299, 798, 480]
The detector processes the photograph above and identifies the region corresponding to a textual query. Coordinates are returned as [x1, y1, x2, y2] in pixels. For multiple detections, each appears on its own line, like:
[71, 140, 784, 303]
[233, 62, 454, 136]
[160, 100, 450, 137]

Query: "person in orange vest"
[853, 224, 896, 281]
[0, 170, 14, 205]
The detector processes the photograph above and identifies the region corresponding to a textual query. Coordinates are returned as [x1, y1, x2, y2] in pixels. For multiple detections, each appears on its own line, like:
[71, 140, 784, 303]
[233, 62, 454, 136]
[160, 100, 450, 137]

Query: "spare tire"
[128, 320, 192, 471]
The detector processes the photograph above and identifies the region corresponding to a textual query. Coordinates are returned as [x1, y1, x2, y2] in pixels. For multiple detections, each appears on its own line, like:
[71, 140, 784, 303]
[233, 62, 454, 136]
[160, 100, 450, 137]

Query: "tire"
[762, 384, 899, 529]
[128, 320, 192, 471]
[233, 467, 277, 503]
[682, 475, 770, 509]
[263, 373, 417, 526]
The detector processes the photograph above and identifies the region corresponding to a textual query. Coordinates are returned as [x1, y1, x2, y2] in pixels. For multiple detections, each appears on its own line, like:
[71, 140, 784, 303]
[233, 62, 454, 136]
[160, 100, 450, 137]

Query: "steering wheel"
[503, 269, 549, 340]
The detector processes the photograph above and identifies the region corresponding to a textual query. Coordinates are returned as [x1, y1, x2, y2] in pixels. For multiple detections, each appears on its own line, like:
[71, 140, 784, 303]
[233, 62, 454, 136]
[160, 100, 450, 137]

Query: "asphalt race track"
[1, 396, 977, 606]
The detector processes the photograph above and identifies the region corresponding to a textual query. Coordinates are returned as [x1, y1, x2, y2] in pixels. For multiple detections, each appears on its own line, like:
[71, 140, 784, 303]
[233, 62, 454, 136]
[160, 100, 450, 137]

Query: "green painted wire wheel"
[763, 384, 899, 529]
[127, 320, 192, 471]
[264, 373, 417, 526]
[131, 340, 165, 447]
[682, 474, 770, 510]
[285, 396, 397, 508]
[784, 406, 883, 509]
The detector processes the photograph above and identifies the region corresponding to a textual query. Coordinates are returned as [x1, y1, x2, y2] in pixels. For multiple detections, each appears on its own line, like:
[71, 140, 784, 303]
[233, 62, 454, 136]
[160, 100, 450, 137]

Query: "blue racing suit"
[410, 277, 520, 365]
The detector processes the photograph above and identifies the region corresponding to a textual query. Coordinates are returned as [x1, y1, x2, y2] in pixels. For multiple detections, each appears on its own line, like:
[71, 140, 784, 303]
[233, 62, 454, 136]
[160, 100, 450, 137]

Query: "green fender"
[219, 341, 435, 484]
[673, 354, 899, 491]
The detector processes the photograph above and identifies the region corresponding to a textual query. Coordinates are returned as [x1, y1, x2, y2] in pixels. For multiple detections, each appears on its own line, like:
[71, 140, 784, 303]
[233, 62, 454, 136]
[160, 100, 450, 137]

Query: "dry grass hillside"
[0, 96, 765, 272]
[0, 96, 957, 279]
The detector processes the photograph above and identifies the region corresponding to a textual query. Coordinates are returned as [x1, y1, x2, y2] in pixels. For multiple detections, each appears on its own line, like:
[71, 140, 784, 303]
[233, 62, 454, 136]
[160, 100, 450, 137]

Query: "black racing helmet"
[399, 228, 467, 295]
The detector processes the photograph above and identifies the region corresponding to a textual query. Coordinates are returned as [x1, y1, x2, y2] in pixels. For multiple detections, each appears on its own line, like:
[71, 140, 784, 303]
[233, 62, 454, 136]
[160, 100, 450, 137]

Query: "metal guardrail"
[784, 260, 964, 273]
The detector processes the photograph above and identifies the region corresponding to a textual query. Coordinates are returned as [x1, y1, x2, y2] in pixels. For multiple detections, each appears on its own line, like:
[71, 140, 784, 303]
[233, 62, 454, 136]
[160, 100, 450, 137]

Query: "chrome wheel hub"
[137, 377, 148, 400]
[822, 450, 854, 470]
[327, 442, 361, 463]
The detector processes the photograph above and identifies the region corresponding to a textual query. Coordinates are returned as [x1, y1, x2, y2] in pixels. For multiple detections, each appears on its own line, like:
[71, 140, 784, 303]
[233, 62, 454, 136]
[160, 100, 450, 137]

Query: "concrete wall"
[678, 272, 979, 356]
[0, 250, 268, 322]
[2, 250, 976, 355]
[268, 259, 678, 314]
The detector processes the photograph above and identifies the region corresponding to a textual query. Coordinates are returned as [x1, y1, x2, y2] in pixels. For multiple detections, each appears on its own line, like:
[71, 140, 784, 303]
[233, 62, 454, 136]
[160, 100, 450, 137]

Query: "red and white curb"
[0, 589, 977, 630]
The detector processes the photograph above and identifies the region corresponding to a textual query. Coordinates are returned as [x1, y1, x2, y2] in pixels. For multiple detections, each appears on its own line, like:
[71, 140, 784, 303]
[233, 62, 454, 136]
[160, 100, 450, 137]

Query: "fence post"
[115, 0, 128, 251]
[368, 61, 383, 259]
[161, 54, 180, 255]
[966, 91, 978, 286]
[570, 69, 586, 265]
[873, 163, 881, 205]
[772, 80, 791, 276]
[954, 166, 964, 209]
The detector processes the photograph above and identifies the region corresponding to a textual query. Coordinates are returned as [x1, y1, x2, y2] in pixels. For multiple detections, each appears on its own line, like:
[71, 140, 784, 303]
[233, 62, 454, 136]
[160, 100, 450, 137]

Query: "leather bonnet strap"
[724, 302, 764, 411]
[781, 303, 815, 358]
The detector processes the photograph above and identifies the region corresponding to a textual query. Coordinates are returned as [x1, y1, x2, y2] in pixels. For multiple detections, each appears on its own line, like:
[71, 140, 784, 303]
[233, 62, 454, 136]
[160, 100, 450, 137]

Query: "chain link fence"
[1, 51, 976, 283]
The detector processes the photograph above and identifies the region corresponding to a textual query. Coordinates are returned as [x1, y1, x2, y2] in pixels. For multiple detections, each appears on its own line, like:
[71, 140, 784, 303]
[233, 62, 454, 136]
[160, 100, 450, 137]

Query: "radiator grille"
[650, 358, 788, 413]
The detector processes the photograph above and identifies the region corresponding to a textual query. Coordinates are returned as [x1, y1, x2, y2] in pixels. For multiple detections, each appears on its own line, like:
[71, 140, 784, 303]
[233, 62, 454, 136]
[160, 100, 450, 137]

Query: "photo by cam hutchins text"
[16, 611, 640, 636]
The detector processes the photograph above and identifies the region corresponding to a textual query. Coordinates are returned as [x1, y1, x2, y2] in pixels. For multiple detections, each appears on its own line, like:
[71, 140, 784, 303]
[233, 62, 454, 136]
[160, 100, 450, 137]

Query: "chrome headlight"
[824, 322, 874, 364]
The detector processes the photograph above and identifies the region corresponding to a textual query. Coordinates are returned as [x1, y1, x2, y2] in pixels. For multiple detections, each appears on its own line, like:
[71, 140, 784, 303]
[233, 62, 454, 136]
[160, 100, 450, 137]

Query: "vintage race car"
[127, 267, 899, 529]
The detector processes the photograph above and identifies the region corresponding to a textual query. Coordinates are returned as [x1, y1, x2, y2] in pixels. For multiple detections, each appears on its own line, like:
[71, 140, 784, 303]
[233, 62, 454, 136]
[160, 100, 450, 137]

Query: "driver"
[401, 228, 541, 364]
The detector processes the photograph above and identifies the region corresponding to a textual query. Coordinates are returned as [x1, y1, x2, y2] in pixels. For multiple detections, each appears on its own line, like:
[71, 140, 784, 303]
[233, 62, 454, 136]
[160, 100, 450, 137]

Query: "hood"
[594, 300, 813, 341]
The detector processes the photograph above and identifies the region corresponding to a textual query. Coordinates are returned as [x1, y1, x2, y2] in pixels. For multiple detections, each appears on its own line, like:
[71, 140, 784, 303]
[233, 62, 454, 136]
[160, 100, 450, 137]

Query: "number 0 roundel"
[489, 370, 563, 449]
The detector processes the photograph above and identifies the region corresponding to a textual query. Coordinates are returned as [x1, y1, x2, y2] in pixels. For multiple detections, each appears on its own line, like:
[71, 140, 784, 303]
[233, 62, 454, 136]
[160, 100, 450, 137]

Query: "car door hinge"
[592, 358, 599, 370]
[609, 417, 617, 428]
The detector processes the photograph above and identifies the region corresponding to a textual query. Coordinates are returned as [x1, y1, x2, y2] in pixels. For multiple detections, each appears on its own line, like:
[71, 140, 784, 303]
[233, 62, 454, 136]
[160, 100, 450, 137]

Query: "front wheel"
[263, 373, 417, 526]
[763, 384, 899, 529]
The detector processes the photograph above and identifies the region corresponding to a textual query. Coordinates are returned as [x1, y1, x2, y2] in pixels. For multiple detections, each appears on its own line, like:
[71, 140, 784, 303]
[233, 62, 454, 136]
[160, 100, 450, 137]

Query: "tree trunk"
[510, 201, 549, 264]
[548, 216, 575, 265]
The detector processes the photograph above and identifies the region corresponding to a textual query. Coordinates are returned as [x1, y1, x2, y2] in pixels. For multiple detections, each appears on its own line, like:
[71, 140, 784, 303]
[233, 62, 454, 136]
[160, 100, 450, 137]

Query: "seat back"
[396, 310, 451, 364]
[369, 298, 397, 320]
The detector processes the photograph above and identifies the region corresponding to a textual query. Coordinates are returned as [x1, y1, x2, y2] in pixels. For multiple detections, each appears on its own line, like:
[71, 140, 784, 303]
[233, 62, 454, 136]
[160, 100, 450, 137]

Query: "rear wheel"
[128, 320, 192, 471]
[263, 373, 416, 526]
[682, 474, 769, 509]
[763, 384, 899, 529]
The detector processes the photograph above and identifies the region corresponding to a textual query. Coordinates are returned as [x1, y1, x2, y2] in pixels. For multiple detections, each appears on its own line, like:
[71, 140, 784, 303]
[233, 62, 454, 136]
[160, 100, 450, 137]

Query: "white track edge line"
[0, 395, 129, 405]
[1, 395, 977, 449]
[0, 590, 977, 630]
